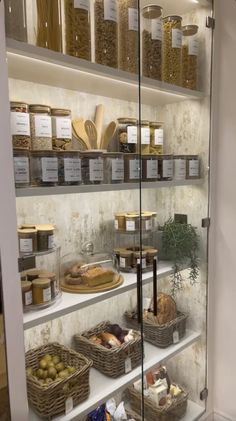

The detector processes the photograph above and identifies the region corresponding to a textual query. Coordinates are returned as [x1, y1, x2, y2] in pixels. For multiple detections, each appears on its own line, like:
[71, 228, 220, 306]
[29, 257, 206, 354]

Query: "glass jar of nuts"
[117, 118, 138, 153]
[142, 4, 163, 80]
[64, 0, 91, 60]
[95, 0, 118, 68]
[163, 15, 183, 85]
[182, 25, 199, 90]
[29, 104, 52, 151]
[51, 108, 72, 150]
[119, 0, 138, 73]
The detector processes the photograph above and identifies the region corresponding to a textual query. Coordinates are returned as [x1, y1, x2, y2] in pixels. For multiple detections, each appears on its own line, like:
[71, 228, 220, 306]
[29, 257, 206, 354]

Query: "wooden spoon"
[84, 120, 97, 149]
[102, 121, 117, 150]
[72, 118, 91, 150]
[94, 104, 104, 149]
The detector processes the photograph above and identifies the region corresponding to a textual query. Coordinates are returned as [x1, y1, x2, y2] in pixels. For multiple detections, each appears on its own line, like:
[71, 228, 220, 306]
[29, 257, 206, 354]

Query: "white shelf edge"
[16, 179, 203, 198]
[29, 331, 201, 421]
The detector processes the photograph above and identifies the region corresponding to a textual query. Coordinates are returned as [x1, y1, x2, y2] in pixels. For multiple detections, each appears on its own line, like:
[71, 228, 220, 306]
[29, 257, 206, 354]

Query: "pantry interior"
[0, 0, 222, 420]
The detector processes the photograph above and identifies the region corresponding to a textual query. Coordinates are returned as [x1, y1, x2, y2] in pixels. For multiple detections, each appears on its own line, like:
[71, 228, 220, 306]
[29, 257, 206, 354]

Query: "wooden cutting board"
[61, 274, 124, 294]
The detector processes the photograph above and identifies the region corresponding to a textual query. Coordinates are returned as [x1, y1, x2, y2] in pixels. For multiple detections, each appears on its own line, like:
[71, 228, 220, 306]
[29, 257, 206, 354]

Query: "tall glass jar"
[119, 0, 138, 74]
[163, 15, 182, 85]
[35, 0, 62, 52]
[182, 25, 199, 90]
[4, 0, 27, 42]
[142, 5, 162, 80]
[150, 121, 164, 155]
[95, 0, 118, 68]
[64, 0, 91, 60]
[29, 105, 52, 151]
[51, 108, 72, 150]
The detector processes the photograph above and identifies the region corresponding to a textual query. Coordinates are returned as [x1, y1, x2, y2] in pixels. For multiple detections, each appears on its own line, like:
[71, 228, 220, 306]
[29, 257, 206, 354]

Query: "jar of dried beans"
[142, 5, 163, 80]
[119, 0, 138, 73]
[64, 0, 91, 60]
[182, 25, 199, 90]
[95, 0, 118, 68]
[29, 104, 52, 151]
[10, 102, 31, 150]
[163, 15, 182, 85]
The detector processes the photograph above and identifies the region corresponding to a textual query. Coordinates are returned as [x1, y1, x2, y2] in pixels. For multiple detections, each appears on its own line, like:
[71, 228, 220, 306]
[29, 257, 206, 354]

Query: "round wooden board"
[60, 274, 124, 294]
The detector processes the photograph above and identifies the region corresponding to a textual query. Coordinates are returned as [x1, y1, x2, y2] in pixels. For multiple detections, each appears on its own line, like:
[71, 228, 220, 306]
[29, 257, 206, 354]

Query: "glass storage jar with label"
[118, 118, 137, 153]
[34, 0, 62, 52]
[133, 251, 147, 269]
[37, 225, 55, 252]
[182, 25, 199, 90]
[81, 151, 104, 184]
[173, 155, 186, 180]
[10, 102, 31, 150]
[157, 155, 173, 181]
[32, 278, 52, 305]
[186, 155, 200, 179]
[13, 149, 30, 188]
[38, 272, 57, 299]
[64, 0, 91, 60]
[114, 213, 126, 230]
[141, 212, 153, 231]
[142, 155, 158, 181]
[58, 151, 82, 185]
[125, 214, 139, 232]
[18, 228, 38, 254]
[30, 150, 59, 186]
[21, 281, 33, 307]
[51, 108, 72, 150]
[163, 15, 182, 85]
[140, 121, 150, 154]
[142, 4, 162, 80]
[119, 250, 133, 271]
[124, 153, 140, 182]
[4, 0, 27, 42]
[119, 0, 138, 73]
[103, 152, 124, 184]
[29, 105, 52, 151]
[95, 0, 118, 68]
[150, 122, 164, 154]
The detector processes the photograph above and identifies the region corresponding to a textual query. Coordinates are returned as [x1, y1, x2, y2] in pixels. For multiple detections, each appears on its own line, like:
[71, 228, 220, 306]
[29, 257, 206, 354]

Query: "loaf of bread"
[81, 267, 114, 287]
[145, 293, 177, 325]
[100, 332, 121, 347]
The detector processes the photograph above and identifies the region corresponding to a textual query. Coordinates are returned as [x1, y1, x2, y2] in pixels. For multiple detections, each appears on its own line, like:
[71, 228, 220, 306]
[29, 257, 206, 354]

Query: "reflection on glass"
[0, 260, 10, 420]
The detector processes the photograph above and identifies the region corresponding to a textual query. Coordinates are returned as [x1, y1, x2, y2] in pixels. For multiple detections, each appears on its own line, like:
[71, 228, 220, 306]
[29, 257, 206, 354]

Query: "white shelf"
[29, 331, 201, 421]
[16, 179, 202, 198]
[23, 261, 176, 330]
[7, 39, 206, 106]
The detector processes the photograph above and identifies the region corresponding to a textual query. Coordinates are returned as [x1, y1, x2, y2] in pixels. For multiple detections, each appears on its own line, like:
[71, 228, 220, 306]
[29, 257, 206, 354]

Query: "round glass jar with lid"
[30, 150, 59, 187]
[81, 151, 104, 184]
[95, 0, 118, 68]
[124, 153, 140, 182]
[32, 278, 52, 305]
[13, 149, 30, 188]
[141, 155, 158, 181]
[146, 248, 158, 267]
[125, 214, 139, 232]
[18, 228, 38, 254]
[186, 155, 200, 179]
[4, 0, 27, 42]
[29, 104, 52, 151]
[58, 150, 82, 186]
[117, 118, 137, 153]
[38, 272, 57, 299]
[173, 155, 186, 180]
[36, 224, 55, 252]
[133, 251, 147, 270]
[141, 212, 153, 231]
[34, 0, 62, 52]
[21, 281, 33, 307]
[51, 108, 72, 150]
[10, 102, 31, 150]
[142, 4, 163, 80]
[103, 152, 124, 184]
[139, 121, 150, 155]
[114, 213, 126, 231]
[182, 25, 199, 90]
[157, 154, 174, 181]
[119, 249, 133, 271]
[150, 122, 164, 155]
[163, 15, 183, 85]
[119, 0, 138, 73]
[64, 0, 91, 60]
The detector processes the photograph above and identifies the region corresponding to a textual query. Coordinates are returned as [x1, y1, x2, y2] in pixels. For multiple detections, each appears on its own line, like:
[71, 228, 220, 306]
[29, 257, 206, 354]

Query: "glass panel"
[0, 259, 10, 420]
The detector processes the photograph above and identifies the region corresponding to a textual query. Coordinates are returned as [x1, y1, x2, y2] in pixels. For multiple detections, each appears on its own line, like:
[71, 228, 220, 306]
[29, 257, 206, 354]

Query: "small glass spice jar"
[119, 250, 133, 271]
[18, 229, 38, 254]
[142, 4, 163, 80]
[81, 151, 104, 184]
[186, 155, 200, 179]
[51, 108, 72, 150]
[29, 104, 52, 151]
[117, 118, 137, 153]
[103, 152, 124, 184]
[133, 251, 147, 270]
[146, 249, 158, 266]
[125, 214, 139, 231]
[114, 213, 126, 230]
[182, 25, 199, 90]
[13, 149, 30, 187]
[157, 155, 173, 181]
[163, 15, 183, 85]
[139, 121, 150, 155]
[21, 281, 33, 307]
[26, 269, 43, 282]
[173, 155, 186, 180]
[58, 150, 82, 185]
[30, 150, 59, 187]
[10, 102, 31, 150]
[32, 278, 52, 305]
[37, 225, 55, 252]
[39, 272, 57, 299]
[124, 153, 140, 182]
[150, 122, 164, 155]
[142, 155, 158, 181]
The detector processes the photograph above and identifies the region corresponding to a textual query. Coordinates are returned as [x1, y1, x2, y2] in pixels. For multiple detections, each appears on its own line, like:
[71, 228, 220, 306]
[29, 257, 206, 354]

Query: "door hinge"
[18, 255, 36, 273]
[206, 16, 215, 29]
[200, 387, 208, 401]
[202, 217, 210, 228]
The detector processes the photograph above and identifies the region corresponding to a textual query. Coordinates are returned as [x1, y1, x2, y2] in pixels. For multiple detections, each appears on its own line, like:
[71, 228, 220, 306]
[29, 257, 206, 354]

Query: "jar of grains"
[103, 152, 124, 184]
[117, 118, 138, 153]
[58, 150, 82, 185]
[30, 151, 58, 186]
[157, 155, 173, 181]
[10, 102, 31, 150]
[142, 5, 163, 80]
[21, 281, 33, 307]
[29, 105, 52, 150]
[173, 155, 186, 180]
[142, 155, 158, 181]
[81, 151, 104, 184]
[13, 149, 30, 188]
[140, 120, 150, 155]
[32, 278, 52, 305]
[124, 153, 140, 182]
[64, 0, 91, 60]
[119, 0, 138, 73]
[163, 15, 182, 85]
[18, 228, 38, 254]
[95, 0, 118, 68]
[182, 25, 199, 90]
[186, 155, 200, 179]
[150, 122, 164, 155]
[51, 108, 72, 150]
[35, 0, 62, 52]
[4, 0, 27, 42]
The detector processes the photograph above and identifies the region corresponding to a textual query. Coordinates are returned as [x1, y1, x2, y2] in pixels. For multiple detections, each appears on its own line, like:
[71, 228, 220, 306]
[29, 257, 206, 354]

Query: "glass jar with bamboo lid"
[34, 0, 62, 52]
[118, 0, 138, 73]
[150, 122, 164, 155]
[139, 120, 150, 155]
[163, 15, 183, 85]
[142, 4, 163, 80]
[182, 25, 199, 90]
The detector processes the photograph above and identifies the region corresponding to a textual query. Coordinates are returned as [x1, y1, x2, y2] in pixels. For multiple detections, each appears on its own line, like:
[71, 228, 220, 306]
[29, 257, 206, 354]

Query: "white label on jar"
[151, 18, 162, 41]
[129, 159, 139, 179]
[141, 127, 150, 145]
[48, 234, 54, 249]
[112, 158, 124, 181]
[146, 160, 157, 179]
[174, 159, 186, 180]
[43, 287, 51, 302]
[114, 220, 119, 230]
[89, 158, 103, 181]
[172, 28, 182, 49]
[120, 257, 126, 268]
[41, 158, 58, 182]
[104, 0, 117, 22]
[35, 115, 52, 138]
[20, 238, 33, 253]
[137, 258, 146, 268]
[154, 129, 164, 146]
[128, 8, 138, 31]
[189, 36, 198, 56]
[127, 126, 137, 144]
[126, 220, 136, 231]
[25, 291, 32, 306]
[14, 157, 29, 183]
[11, 112, 30, 136]
[64, 158, 82, 182]
[74, 0, 89, 11]
[189, 159, 199, 177]
[52, 117, 72, 140]
[145, 219, 152, 230]
[163, 159, 173, 178]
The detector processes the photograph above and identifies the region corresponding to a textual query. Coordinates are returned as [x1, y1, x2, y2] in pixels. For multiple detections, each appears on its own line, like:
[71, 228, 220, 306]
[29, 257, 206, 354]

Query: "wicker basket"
[74, 321, 142, 378]
[124, 311, 187, 348]
[26, 342, 92, 419]
[128, 385, 188, 421]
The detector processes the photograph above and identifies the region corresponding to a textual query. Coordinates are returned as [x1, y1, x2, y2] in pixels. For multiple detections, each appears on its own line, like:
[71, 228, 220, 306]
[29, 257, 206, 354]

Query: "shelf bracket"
[18, 255, 36, 273]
